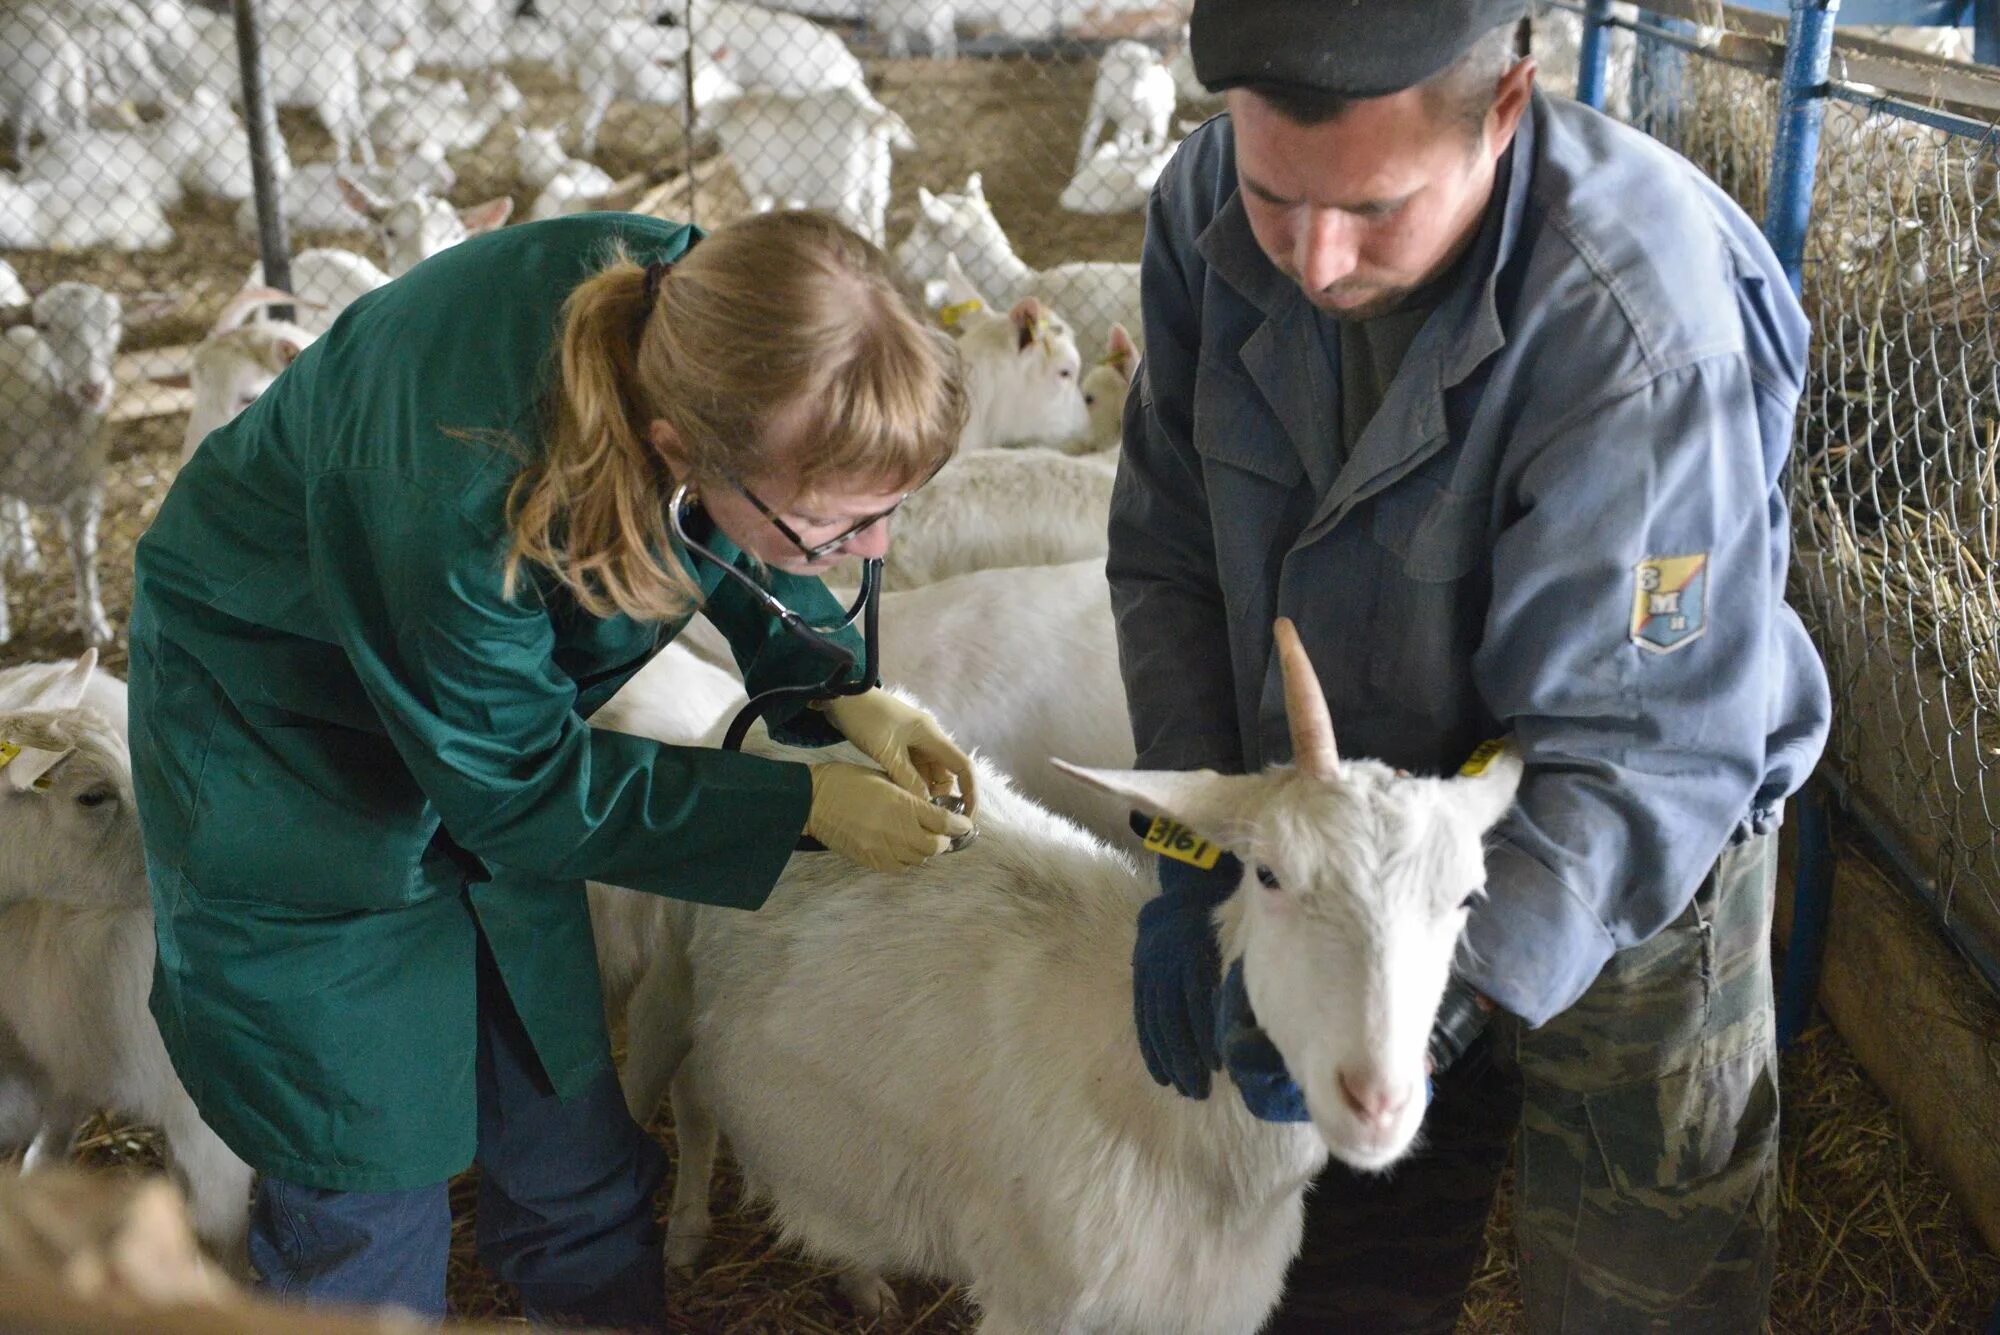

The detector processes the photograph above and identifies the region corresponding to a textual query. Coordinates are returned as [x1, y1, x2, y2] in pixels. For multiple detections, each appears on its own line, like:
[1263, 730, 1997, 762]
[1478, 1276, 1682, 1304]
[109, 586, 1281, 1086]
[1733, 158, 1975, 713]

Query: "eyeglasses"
[726, 457, 947, 563]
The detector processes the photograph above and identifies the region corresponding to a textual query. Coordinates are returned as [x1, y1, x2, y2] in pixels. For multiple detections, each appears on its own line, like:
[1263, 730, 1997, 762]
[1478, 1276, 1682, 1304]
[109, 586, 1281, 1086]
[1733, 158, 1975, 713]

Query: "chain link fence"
[0, 0, 1183, 661]
[1535, 1, 2000, 988]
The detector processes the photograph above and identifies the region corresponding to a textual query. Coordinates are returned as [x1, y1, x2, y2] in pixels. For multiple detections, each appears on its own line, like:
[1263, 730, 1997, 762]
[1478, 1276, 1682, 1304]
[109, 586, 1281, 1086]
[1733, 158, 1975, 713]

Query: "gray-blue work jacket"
[1108, 91, 1831, 1027]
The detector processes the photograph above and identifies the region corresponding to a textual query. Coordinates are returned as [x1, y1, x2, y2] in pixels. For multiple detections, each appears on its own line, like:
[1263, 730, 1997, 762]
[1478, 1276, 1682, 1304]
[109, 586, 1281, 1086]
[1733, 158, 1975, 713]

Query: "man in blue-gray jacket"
[1110, 1, 1830, 1330]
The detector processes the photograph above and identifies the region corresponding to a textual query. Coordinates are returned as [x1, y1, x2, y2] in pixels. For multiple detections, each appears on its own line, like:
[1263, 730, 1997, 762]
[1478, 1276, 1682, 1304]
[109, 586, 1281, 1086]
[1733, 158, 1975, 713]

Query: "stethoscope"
[667, 483, 976, 854]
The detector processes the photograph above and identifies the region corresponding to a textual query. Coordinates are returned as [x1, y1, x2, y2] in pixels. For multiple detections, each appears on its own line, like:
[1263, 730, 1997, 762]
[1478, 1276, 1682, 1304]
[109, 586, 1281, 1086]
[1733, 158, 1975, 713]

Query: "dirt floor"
[5, 36, 2000, 1335]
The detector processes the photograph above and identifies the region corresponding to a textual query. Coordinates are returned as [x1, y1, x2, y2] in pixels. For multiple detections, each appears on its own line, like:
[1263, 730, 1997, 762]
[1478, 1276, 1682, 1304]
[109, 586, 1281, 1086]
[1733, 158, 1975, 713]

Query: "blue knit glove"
[1215, 960, 1309, 1122]
[1131, 850, 1240, 1098]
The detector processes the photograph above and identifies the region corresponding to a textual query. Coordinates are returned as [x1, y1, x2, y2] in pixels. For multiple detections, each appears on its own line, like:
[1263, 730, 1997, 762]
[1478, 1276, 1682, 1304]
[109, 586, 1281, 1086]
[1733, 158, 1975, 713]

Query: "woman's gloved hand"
[805, 762, 972, 873]
[818, 690, 978, 815]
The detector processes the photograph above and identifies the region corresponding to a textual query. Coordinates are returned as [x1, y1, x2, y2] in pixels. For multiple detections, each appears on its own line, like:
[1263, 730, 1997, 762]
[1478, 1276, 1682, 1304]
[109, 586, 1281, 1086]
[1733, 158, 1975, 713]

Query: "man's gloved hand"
[803, 762, 972, 873]
[1132, 849, 1240, 1098]
[819, 690, 978, 815]
[1426, 974, 1496, 1079]
[1214, 959, 1309, 1122]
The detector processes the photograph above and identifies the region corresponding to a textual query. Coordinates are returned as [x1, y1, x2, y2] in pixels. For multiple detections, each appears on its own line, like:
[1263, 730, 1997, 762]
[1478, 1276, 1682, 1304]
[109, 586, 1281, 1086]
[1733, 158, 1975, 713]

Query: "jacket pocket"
[186, 702, 446, 911]
[1369, 476, 1487, 583]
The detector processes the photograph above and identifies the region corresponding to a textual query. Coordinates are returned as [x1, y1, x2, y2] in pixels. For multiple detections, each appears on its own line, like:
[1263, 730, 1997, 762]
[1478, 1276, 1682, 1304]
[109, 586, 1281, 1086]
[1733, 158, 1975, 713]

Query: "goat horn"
[1274, 617, 1339, 780]
[211, 287, 321, 337]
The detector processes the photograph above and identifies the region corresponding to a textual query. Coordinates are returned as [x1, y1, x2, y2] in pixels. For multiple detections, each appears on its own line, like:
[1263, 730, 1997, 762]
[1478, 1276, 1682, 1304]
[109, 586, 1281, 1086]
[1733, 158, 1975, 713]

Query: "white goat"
[1061, 138, 1174, 215]
[0, 283, 122, 646]
[658, 0, 869, 98]
[900, 173, 1142, 365]
[245, 188, 512, 335]
[24, 88, 288, 210]
[876, 448, 1115, 589]
[709, 87, 916, 247]
[1075, 38, 1176, 175]
[513, 126, 618, 222]
[1166, 21, 1219, 110]
[875, 0, 957, 59]
[0, 262, 25, 310]
[561, 20, 724, 158]
[231, 146, 454, 239]
[613, 622, 1522, 1332]
[0, 654, 255, 1268]
[0, 7, 87, 162]
[0, 169, 174, 253]
[664, 557, 1137, 854]
[152, 5, 376, 168]
[955, 295, 1088, 451]
[368, 69, 521, 158]
[177, 287, 317, 463]
[1077, 321, 1137, 453]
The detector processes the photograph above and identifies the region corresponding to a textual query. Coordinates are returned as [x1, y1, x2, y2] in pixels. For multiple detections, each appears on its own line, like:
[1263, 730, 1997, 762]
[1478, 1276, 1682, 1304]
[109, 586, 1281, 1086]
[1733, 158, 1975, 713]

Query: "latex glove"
[1214, 960, 1309, 1122]
[804, 762, 972, 873]
[819, 690, 978, 815]
[1132, 850, 1239, 1098]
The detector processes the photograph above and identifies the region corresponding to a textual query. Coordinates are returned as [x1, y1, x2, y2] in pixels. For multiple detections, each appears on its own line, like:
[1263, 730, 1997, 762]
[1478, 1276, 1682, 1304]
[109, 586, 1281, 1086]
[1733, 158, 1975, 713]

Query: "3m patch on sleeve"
[1630, 554, 1708, 654]
[1143, 815, 1223, 869]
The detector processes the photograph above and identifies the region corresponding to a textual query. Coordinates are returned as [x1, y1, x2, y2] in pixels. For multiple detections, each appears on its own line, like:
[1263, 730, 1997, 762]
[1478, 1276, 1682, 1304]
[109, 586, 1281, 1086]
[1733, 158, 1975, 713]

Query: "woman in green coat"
[127, 209, 976, 1326]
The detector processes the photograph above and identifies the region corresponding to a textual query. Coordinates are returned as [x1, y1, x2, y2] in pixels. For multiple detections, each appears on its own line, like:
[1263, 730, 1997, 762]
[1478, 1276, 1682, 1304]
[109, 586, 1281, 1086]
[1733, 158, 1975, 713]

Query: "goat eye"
[1458, 890, 1480, 911]
[1084, 392, 1097, 406]
[1254, 864, 1280, 890]
[1059, 368, 1073, 378]
[76, 785, 116, 808]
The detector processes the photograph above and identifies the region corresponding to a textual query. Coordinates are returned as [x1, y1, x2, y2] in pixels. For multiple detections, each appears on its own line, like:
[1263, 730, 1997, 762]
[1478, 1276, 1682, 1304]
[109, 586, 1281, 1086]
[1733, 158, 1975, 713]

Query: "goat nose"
[71, 382, 109, 412]
[1337, 1068, 1411, 1128]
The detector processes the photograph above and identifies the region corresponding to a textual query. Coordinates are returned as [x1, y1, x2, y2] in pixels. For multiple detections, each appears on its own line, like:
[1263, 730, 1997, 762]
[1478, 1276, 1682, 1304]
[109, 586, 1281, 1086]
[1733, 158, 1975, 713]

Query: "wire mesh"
[1535, 1, 2000, 981]
[0, 0, 1173, 663]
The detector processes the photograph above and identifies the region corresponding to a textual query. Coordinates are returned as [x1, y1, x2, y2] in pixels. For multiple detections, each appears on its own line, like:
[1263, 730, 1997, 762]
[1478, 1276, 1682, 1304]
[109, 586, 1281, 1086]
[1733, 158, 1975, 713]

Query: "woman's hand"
[818, 690, 978, 817]
[805, 762, 973, 872]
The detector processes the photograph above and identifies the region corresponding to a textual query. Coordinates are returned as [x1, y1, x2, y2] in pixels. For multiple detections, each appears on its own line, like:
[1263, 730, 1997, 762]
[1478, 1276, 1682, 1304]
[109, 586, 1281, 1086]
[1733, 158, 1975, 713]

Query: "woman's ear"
[649, 419, 689, 475]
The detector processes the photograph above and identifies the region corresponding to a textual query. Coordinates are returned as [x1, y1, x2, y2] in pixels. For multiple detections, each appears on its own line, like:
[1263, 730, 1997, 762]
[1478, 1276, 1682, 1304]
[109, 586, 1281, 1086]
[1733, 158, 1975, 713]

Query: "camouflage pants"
[1262, 830, 1779, 1335]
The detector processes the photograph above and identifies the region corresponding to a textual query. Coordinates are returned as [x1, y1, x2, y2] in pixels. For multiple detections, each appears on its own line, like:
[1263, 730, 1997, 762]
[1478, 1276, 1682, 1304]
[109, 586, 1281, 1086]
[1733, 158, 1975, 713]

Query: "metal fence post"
[233, 0, 293, 308]
[1576, 0, 1616, 109]
[1763, 0, 1840, 295]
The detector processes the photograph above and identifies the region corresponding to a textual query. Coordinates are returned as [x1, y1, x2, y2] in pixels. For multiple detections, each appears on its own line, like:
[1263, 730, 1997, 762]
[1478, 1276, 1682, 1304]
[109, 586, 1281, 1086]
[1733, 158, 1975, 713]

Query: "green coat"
[127, 214, 863, 1191]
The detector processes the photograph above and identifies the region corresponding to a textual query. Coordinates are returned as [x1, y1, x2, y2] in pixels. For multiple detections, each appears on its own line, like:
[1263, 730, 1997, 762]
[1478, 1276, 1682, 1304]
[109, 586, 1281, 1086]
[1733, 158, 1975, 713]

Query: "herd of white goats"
[0, 19, 1525, 1327]
[0, 0, 1221, 650]
[0, 4, 1977, 1329]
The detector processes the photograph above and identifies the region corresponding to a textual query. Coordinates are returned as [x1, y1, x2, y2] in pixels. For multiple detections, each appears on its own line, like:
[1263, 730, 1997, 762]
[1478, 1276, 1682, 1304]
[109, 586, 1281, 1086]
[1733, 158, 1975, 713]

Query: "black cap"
[1191, 0, 1528, 101]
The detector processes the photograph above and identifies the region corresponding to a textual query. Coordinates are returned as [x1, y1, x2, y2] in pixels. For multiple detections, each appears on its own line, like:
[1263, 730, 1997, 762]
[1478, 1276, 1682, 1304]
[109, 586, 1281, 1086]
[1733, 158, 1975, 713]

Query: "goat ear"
[1051, 759, 1271, 853]
[1106, 323, 1137, 377]
[33, 649, 98, 711]
[1008, 297, 1045, 350]
[1448, 742, 1524, 834]
[964, 171, 984, 200]
[459, 197, 514, 235]
[276, 338, 304, 366]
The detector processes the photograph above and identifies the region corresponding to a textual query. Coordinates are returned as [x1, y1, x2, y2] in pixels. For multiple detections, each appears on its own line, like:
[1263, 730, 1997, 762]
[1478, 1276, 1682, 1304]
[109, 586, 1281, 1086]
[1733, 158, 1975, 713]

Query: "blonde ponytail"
[505, 212, 966, 624]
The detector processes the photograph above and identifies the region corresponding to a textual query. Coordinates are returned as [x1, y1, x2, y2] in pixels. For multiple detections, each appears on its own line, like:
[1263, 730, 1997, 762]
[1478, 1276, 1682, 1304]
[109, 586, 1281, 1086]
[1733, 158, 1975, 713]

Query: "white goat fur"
[900, 173, 1142, 367]
[954, 295, 1088, 451]
[876, 448, 1114, 589]
[0, 657, 254, 1265]
[709, 87, 916, 247]
[874, 0, 956, 60]
[24, 89, 288, 211]
[180, 290, 316, 463]
[608, 684, 1523, 1332]
[659, 558, 1138, 856]
[0, 8, 87, 162]
[0, 282, 121, 646]
[513, 126, 618, 221]
[1074, 39, 1176, 175]
[1061, 139, 1174, 215]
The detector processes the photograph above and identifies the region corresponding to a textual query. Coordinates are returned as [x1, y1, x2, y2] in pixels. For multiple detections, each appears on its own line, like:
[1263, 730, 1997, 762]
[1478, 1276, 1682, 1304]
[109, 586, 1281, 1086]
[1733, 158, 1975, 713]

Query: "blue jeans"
[248, 928, 667, 1329]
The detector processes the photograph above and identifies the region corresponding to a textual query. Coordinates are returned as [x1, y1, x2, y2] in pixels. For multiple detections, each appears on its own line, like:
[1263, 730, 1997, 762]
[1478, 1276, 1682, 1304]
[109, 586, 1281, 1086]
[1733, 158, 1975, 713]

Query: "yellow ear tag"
[0, 740, 18, 771]
[938, 297, 983, 329]
[1458, 738, 1509, 777]
[1143, 815, 1222, 869]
